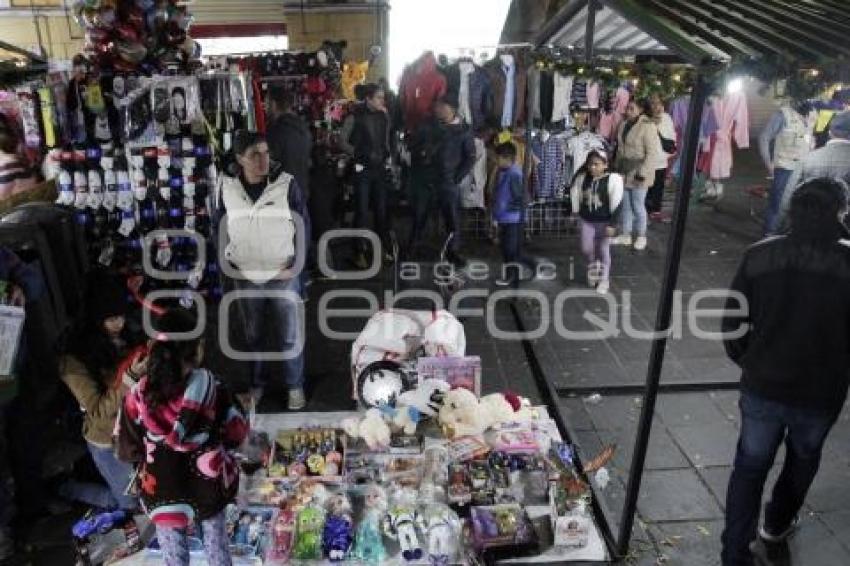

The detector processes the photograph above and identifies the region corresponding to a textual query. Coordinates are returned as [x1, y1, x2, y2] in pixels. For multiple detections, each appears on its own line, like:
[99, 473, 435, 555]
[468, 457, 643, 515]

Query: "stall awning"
[520, 0, 850, 67]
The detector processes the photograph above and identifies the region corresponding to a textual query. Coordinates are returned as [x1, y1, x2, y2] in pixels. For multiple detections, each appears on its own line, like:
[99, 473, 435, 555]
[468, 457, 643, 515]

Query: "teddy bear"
[438, 388, 533, 439]
[342, 408, 392, 451]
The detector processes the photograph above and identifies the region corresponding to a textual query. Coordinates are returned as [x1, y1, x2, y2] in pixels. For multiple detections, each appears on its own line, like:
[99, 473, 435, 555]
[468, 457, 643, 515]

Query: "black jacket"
[409, 117, 476, 187]
[340, 104, 389, 169]
[722, 228, 850, 414]
[267, 112, 312, 197]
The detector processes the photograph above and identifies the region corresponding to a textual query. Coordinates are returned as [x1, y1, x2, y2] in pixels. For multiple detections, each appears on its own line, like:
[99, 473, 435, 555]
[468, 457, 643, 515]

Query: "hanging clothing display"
[399, 51, 447, 133]
[483, 50, 528, 130]
[539, 71, 555, 125]
[669, 95, 719, 177]
[443, 60, 493, 132]
[566, 130, 608, 183]
[598, 86, 630, 141]
[531, 132, 567, 200]
[571, 79, 588, 109]
[707, 92, 750, 180]
[586, 81, 600, 110]
[551, 73, 574, 124]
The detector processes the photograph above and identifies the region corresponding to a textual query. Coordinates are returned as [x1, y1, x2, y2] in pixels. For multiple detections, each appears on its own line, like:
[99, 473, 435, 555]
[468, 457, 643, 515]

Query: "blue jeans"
[59, 443, 137, 511]
[721, 392, 837, 566]
[233, 277, 305, 390]
[620, 187, 648, 237]
[763, 168, 793, 236]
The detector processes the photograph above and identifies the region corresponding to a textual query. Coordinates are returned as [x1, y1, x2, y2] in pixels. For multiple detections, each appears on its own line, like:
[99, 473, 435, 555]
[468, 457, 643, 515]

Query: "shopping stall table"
[115, 409, 609, 565]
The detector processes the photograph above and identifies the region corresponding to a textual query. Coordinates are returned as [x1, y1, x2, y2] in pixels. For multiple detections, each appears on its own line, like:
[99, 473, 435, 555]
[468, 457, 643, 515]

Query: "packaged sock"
[103, 168, 118, 211]
[73, 170, 89, 209]
[87, 169, 104, 209]
[117, 168, 134, 211]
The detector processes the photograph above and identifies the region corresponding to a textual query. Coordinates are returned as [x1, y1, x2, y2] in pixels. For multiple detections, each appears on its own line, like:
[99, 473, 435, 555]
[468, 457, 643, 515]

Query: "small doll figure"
[382, 487, 423, 561]
[267, 506, 295, 561]
[248, 515, 263, 546]
[323, 492, 354, 561]
[353, 483, 388, 563]
[416, 503, 460, 566]
[293, 506, 325, 560]
[234, 513, 252, 545]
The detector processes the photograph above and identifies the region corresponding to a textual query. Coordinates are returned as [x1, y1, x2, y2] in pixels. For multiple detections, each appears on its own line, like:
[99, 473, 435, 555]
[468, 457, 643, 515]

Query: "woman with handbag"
[647, 94, 677, 221]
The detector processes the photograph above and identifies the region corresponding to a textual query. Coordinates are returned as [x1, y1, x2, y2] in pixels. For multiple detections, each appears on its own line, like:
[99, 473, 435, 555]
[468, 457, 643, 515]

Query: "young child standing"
[492, 142, 533, 287]
[570, 150, 624, 294]
[117, 309, 249, 566]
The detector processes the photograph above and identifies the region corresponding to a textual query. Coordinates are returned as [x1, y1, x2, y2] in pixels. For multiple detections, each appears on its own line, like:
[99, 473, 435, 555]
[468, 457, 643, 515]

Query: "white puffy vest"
[221, 173, 296, 284]
[774, 107, 813, 171]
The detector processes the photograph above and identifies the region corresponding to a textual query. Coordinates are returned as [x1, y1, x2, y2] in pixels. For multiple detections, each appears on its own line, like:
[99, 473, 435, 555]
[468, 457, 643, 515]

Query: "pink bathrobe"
[707, 92, 749, 180]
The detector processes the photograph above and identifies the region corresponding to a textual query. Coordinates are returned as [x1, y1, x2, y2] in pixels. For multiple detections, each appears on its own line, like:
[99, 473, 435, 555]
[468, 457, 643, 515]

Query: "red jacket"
[400, 52, 446, 133]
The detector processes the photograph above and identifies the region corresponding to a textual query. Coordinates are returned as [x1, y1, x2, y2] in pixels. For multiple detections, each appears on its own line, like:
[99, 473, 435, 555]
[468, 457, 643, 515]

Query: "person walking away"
[720, 178, 850, 566]
[266, 89, 314, 292]
[647, 94, 676, 222]
[339, 84, 391, 268]
[215, 131, 308, 410]
[407, 97, 475, 265]
[778, 111, 850, 229]
[613, 99, 662, 251]
[266, 89, 312, 201]
[59, 270, 146, 512]
[117, 309, 249, 566]
[492, 142, 535, 287]
[758, 101, 815, 236]
[570, 150, 623, 294]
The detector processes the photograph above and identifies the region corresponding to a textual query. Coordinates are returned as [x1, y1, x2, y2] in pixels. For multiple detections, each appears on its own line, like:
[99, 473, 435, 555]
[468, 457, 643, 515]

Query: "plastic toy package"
[470, 504, 539, 561]
[268, 427, 346, 481]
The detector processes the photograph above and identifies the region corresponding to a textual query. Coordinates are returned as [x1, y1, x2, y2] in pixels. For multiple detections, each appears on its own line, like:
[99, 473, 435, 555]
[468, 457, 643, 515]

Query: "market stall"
[510, 0, 850, 560]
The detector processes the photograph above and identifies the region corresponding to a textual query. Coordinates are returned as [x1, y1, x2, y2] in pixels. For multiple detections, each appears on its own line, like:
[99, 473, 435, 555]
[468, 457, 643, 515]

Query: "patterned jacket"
[117, 369, 249, 527]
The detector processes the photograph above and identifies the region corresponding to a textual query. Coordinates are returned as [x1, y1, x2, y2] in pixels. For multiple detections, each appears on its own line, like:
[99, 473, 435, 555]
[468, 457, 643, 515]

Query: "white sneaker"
[288, 387, 307, 411]
[634, 236, 647, 251]
[596, 280, 610, 294]
[613, 235, 632, 246]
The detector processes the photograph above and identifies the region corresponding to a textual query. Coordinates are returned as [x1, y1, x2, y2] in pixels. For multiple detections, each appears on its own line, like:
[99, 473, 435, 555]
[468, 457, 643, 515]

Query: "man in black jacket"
[339, 84, 390, 268]
[267, 89, 312, 200]
[720, 178, 850, 566]
[407, 97, 475, 265]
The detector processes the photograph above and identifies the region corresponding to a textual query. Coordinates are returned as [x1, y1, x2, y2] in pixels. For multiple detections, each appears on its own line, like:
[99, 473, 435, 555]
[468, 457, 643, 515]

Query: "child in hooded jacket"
[117, 309, 249, 566]
[570, 150, 624, 294]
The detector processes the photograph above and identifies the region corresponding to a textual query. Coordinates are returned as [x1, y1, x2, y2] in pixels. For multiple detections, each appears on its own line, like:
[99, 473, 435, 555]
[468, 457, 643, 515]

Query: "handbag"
[658, 132, 676, 154]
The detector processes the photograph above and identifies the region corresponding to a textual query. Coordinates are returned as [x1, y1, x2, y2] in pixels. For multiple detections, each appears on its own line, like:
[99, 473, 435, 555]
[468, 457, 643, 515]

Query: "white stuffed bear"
[341, 408, 391, 450]
[438, 388, 532, 439]
[397, 378, 451, 418]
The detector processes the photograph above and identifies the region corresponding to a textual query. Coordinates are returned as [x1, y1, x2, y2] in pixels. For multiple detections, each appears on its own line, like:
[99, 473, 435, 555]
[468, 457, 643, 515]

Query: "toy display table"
[115, 409, 608, 564]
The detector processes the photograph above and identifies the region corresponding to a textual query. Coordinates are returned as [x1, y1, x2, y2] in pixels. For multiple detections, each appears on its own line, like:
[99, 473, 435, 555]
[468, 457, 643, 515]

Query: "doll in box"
[293, 506, 325, 559]
[353, 483, 388, 563]
[383, 487, 423, 561]
[323, 492, 354, 561]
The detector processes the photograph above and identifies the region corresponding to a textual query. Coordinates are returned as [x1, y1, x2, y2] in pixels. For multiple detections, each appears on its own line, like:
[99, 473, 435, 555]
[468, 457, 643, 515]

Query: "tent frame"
[526, 0, 844, 559]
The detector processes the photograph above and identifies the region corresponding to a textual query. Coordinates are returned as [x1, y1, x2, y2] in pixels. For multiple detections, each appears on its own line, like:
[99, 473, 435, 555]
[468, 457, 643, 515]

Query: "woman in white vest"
[215, 130, 309, 410]
[759, 102, 815, 236]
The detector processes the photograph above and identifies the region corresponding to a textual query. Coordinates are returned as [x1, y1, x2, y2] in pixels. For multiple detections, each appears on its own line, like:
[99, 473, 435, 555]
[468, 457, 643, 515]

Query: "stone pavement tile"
[803, 460, 850, 513]
[550, 339, 618, 363]
[647, 520, 724, 566]
[554, 360, 629, 389]
[605, 335, 652, 362]
[637, 469, 724, 521]
[676, 356, 740, 385]
[555, 397, 595, 431]
[787, 516, 850, 565]
[822, 412, 850, 465]
[817, 510, 850, 553]
[698, 465, 786, 512]
[596, 425, 690, 471]
[619, 358, 691, 385]
[656, 393, 730, 427]
[707, 390, 741, 424]
[583, 394, 654, 431]
[666, 336, 728, 362]
[668, 422, 738, 468]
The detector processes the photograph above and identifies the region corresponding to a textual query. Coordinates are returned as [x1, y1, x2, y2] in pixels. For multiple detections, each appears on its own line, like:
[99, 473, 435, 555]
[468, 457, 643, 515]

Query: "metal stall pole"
[616, 70, 712, 555]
